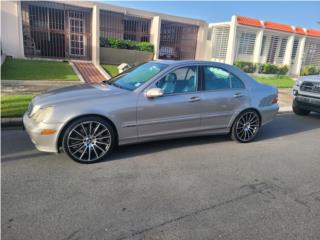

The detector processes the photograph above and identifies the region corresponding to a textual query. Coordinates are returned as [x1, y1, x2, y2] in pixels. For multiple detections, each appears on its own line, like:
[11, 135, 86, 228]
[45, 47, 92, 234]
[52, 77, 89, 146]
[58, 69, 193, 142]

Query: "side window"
[203, 66, 230, 90]
[230, 74, 245, 89]
[156, 66, 197, 94]
[203, 66, 245, 91]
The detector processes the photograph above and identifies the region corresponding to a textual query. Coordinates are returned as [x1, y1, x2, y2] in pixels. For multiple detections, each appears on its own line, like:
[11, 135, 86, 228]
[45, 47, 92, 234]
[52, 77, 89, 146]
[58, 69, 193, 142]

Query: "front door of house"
[68, 12, 86, 57]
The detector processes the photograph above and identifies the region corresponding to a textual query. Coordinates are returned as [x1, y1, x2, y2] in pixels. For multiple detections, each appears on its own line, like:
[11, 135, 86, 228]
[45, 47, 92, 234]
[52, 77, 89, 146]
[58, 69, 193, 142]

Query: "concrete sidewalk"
[278, 88, 293, 108]
[1, 80, 81, 95]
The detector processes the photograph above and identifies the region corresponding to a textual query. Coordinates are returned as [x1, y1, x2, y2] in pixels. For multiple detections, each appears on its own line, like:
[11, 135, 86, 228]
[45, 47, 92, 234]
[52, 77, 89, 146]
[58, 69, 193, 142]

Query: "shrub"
[234, 61, 257, 73]
[100, 37, 154, 52]
[259, 63, 288, 75]
[300, 65, 320, 76]
[277, 65, 289, 75]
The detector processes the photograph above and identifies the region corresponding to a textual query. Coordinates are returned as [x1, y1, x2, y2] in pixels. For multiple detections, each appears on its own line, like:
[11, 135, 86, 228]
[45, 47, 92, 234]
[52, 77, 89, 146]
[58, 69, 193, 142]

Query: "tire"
[62, 116, 115, 163]
[292, 104, 310, 116]
[231, 110, 260, 143]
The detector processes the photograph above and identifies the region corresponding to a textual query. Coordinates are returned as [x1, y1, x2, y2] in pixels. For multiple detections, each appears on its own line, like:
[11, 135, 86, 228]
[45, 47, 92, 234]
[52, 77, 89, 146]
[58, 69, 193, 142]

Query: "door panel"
[137, 93, 202, 138]
[200, 90, 249, 129]
[200, 66, 249, 130]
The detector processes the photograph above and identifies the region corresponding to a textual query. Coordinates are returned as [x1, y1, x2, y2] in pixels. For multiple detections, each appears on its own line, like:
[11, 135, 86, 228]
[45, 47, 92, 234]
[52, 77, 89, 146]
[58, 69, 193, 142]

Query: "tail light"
[272, 94, 278, 104]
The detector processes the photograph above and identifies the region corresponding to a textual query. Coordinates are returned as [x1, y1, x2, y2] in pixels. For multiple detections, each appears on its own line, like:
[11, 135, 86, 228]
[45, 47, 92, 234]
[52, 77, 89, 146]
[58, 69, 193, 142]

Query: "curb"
[1, 118, 24, 128]
[1, 107, 293, 128]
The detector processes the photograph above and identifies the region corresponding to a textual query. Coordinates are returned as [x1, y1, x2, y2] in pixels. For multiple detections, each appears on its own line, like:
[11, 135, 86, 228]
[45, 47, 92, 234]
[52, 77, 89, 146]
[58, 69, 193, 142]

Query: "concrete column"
[91, 4, 100, 65]
[225, 15, 237, 65]
[150, 16, 161, 60]
[293, 36, 306, 76]
[253, 29, 264, 64]
[283, 34, 295, 67]
[1, 1, 25, 58]
[195, 22, 209, 60]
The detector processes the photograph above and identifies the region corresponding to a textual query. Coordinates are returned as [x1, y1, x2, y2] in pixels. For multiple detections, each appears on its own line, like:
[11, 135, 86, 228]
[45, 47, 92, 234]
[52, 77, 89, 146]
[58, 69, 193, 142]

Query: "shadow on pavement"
[258, 112, 320, 141]
[106, 112, 320, 162]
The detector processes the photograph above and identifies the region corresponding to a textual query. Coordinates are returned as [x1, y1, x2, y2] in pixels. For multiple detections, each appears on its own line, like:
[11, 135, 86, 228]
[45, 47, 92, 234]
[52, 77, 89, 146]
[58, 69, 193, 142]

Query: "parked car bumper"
[293, 96, 320, 113]
[23, 113, 61, 153]
[260, 104, 279, 125]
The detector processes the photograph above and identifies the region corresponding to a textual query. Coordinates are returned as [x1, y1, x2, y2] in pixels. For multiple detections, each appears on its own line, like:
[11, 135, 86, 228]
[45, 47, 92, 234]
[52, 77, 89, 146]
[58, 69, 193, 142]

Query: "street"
[2, 112, 320, 240]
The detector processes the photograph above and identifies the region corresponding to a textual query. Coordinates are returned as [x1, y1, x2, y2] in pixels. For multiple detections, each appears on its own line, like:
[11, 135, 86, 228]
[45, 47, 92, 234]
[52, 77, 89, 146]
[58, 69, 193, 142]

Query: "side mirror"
[145, 88, 164, 98]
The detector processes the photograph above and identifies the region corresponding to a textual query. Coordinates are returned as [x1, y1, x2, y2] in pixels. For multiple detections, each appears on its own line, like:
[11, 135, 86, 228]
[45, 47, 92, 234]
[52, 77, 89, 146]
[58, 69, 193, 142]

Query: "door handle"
[233, 92, 245, 98]
[188, 96, 201, 102]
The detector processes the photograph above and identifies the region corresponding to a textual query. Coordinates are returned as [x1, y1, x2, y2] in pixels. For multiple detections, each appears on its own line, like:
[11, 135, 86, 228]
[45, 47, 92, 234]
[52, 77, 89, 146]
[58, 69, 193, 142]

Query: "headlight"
[31, 106, 54, 123]
[296, 80, 303, 87]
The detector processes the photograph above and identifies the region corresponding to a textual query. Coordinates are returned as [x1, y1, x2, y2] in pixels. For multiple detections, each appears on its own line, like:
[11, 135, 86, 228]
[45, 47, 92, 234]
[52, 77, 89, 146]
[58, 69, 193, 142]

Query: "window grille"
[100, 10, 151, 42]
[303, 39, 320, 66]
[291, 38, 299, 61]
[260, 36, 267, 56]
[237, 32, 256, 55]
[278, 38, 287, 58]
[21, 1, 91, 59]
[211, 26, 230, 59]
[159, 20, 198, 60]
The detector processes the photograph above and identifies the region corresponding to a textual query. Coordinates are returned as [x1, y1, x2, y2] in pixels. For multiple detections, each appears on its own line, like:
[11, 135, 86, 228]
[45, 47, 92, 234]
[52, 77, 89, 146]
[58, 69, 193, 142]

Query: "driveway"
[2, 112, 320, 240]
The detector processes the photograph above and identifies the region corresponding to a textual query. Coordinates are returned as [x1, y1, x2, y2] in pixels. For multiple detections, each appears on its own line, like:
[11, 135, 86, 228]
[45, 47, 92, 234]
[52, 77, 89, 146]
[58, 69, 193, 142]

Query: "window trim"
[200, 65, 246, 92]
[154, 65, 200, 97]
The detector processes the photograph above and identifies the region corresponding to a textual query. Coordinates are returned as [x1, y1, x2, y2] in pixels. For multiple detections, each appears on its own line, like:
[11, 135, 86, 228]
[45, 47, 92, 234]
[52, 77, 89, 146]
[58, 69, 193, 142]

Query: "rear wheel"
[62, 116, 115, 163]
[231, 110, 260, 143]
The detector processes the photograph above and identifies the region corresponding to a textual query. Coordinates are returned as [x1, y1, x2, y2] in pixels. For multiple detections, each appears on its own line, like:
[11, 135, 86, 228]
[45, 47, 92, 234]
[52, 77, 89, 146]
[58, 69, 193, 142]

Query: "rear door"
[199, 65, 249, 130]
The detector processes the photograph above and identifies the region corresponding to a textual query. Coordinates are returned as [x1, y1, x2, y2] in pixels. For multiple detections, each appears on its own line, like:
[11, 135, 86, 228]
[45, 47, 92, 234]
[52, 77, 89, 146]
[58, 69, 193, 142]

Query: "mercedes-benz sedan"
[24, 60, 279, 163]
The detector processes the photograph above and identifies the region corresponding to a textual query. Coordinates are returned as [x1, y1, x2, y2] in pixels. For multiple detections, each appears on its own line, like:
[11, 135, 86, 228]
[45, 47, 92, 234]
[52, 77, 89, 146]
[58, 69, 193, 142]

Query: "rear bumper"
[260, 104, 279, 125]
[23, 114, 62, 153]
[293, 96, 320, 113]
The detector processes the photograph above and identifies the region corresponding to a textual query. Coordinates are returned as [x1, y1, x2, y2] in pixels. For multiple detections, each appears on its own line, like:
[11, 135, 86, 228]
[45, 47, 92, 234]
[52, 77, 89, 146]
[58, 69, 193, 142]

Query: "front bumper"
[23, 113, 63, 153]
[293, 95, 320, 113]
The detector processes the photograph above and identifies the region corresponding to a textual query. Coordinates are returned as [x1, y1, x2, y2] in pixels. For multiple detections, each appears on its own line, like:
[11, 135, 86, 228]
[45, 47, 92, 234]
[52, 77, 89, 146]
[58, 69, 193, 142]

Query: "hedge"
[234, 61, 256, 73]
[100, 37, 154, 52]
[300, 65, 320, 76]
[258, 63, 288, 75]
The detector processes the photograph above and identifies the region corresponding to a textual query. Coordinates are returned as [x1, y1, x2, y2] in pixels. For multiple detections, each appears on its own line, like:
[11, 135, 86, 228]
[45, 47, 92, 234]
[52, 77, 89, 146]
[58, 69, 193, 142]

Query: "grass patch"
[101, 64, 119, 77]
[253, 75, 295, 88]
[1, 95, 34, 118]
[1, 58, 78, 80]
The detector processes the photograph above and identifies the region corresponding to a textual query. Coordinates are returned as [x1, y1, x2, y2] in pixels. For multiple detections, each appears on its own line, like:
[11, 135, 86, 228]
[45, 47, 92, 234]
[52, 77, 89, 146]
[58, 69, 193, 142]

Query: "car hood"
[298, 75, 320, 83]
[32, 83, 127, 107]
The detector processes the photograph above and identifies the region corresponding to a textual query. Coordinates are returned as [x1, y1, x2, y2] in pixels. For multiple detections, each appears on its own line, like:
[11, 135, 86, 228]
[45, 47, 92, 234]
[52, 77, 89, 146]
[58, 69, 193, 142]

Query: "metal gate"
[100, 10, 151, 42]
[159, 21, 198, 60]
[21, 1, 91, 60]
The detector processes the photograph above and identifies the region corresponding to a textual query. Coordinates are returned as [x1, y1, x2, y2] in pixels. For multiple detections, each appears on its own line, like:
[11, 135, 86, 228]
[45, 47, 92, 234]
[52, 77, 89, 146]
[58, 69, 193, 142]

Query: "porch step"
[72, 62, 106, 84]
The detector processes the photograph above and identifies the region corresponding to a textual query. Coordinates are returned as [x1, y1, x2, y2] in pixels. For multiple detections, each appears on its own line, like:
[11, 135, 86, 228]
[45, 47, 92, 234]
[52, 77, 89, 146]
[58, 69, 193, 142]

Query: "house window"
[212, 26, 230, 59]
[237, 32, 256, 55]
[291, 38, 299, 60]
[278, 38, 288, 58]
[303, 39, 320, 66]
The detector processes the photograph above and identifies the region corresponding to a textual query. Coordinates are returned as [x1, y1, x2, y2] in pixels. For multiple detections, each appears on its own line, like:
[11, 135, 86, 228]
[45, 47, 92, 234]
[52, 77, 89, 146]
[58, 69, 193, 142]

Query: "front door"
[137, 65, 202, 139]
[200, 66, 249, 130]
[68, 12, 86, 57]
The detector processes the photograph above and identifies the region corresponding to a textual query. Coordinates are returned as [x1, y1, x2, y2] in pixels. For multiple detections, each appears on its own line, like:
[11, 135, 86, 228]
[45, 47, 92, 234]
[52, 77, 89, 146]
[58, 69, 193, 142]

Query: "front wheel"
[231, 110, 260, 143]
[62, 116, 115, 163]
[292, 103, 310, 116]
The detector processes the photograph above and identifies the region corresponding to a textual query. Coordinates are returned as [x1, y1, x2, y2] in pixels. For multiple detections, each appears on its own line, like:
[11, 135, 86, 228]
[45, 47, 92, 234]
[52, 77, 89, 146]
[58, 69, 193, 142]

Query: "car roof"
[150, 59, 233, 67]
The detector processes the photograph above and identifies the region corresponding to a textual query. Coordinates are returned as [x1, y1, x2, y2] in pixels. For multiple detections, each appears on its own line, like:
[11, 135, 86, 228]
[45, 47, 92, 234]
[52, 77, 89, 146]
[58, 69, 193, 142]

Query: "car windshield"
[107, 62, 168, 91]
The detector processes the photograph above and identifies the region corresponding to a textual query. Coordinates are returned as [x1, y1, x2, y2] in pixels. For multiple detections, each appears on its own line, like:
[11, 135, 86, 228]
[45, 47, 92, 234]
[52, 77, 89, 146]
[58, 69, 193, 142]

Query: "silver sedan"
[23, 60, 279, 163]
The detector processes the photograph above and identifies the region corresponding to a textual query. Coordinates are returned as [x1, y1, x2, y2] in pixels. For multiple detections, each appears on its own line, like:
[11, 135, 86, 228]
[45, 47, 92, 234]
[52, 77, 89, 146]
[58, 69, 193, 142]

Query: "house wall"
[1, 1, 24, 58]
[1, 0, 207, 63]
[208, 16, 320, 76]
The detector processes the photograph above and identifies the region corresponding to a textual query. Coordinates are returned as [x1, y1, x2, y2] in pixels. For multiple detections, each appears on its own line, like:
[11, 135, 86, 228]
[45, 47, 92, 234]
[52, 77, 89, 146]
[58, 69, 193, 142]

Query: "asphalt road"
[2, 112, 320, 240]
